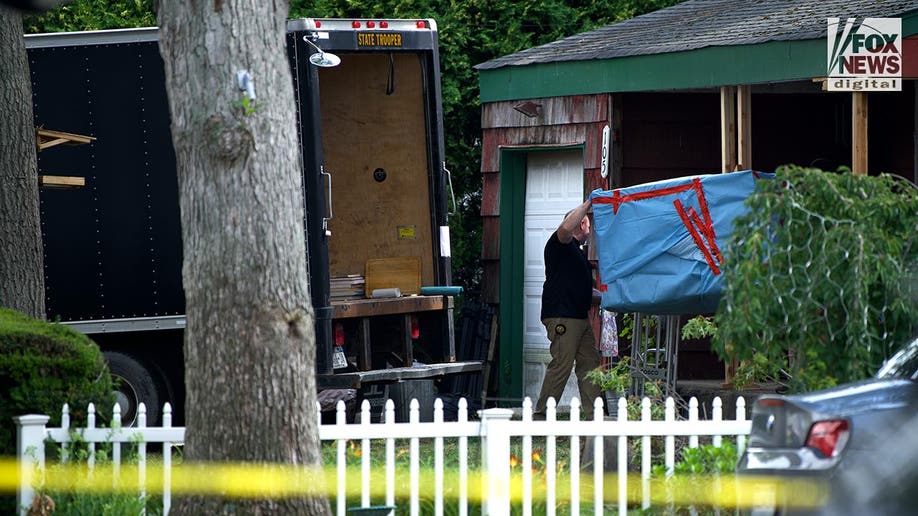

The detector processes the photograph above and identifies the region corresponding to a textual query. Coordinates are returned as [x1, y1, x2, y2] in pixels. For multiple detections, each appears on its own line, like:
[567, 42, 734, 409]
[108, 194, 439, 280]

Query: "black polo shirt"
[540, 230, 592, 320]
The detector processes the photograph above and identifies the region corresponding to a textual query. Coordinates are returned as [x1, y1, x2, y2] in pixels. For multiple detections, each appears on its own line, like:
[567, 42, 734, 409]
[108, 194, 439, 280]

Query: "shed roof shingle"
[476, 0, 918, 70]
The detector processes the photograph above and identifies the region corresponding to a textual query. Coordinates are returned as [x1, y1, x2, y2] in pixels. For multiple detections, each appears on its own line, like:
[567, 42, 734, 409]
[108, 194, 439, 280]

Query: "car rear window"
[877, 337, 918, 380]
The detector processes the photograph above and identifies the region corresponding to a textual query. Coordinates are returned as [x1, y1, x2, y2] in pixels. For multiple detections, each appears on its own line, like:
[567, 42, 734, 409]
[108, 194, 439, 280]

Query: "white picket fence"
[15, 395, 751, 515]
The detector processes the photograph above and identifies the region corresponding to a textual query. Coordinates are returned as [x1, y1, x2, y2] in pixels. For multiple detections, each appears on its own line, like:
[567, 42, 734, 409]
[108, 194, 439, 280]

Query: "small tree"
[714, 165, 918, 392]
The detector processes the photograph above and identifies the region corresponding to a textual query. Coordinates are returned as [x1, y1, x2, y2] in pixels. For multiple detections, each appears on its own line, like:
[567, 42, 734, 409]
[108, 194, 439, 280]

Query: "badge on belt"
[555, 323, 566, 335]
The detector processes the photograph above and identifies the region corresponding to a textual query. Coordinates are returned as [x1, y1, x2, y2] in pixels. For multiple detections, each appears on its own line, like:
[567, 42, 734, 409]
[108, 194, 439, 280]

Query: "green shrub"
[716, 166, 918, 392]
[0, 308, 114, 451]
[1, 308, 115, 513]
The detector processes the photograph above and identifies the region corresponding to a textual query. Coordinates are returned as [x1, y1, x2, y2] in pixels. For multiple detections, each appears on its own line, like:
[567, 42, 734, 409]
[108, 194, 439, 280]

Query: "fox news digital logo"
[827, 17, 901, 91]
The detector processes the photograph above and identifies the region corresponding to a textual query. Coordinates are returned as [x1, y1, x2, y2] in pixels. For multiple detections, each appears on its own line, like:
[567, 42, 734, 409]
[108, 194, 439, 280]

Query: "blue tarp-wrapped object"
[589, 170, 774, 314]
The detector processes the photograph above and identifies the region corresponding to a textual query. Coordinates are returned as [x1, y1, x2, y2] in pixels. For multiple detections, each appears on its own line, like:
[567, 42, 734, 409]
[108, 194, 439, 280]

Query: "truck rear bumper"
[317, 360, 482, 389]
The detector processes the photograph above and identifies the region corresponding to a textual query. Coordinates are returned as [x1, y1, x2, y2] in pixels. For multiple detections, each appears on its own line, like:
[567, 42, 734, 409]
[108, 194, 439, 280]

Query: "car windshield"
[877, 337, 918, 380]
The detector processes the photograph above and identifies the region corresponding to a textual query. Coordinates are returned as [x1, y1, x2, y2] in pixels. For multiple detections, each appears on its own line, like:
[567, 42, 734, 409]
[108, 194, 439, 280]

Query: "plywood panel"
[319, 53, 434, 286]
[365, 257, 421, 295]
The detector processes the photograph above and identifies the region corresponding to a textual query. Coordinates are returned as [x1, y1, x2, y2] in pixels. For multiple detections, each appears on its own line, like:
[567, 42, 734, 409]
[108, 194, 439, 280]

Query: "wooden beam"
[720, 85, 740, 386]
[737, 85, 752, 170]
[720, 86, 737, 173]
[39, 175, 85, 188]
[852, 92, 868, 175]
[331, 295, 445, 319]
[35, 128, 96, 152]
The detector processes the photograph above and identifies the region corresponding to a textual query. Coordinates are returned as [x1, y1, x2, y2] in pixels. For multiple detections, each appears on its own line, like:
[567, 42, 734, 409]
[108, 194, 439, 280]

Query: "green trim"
[480, 39, 824, 102]
[497, 144, 584, 404]
[481, 13, 918, 103]
[498, 150, 526, 404]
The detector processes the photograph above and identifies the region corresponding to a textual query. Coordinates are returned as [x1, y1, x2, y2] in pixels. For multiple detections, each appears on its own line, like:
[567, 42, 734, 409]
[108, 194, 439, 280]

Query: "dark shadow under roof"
[476, 0, 918, 70]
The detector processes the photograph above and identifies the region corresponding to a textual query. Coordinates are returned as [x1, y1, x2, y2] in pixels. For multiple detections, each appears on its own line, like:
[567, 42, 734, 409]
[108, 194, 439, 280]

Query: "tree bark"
[157, 1, 330, 513]
[0, 5, 45, 319]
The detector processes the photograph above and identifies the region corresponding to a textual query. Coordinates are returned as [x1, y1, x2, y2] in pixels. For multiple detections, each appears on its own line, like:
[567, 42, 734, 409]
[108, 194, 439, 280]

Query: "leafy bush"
[641, 442, 739, 515]
[1, 308, 114, 513]
[715, 165, 918, 392]
[0, 308, 114, 455]
[585, 356, 631, 395]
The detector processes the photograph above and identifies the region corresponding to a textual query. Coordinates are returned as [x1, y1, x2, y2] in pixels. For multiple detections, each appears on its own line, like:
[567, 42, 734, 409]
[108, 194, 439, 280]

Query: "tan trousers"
[534, 317, 602, 419]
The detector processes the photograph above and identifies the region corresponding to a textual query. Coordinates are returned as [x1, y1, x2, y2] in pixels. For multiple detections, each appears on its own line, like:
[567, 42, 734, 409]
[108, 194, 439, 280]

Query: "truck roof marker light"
[416, 20, 427, 29]
[367, 21, 376, 28]
[314, 20, 322, 28]
[380, 21, 388, 28]
[352, 21, 361, 28]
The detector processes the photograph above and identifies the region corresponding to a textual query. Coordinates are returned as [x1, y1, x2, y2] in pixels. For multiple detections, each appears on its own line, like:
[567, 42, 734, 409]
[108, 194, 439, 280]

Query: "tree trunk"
[157, 1, 330, 513]
[0, 5, 45, 319]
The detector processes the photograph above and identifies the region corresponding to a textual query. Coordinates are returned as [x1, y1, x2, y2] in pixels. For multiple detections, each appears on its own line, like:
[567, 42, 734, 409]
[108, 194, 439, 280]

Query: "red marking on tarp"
[687, 205, 724, 264]
[674, 199, 721, 275]
[593, 176, 727, 272]
[599, 284, 608, 292]
[592, 182, 696, 214]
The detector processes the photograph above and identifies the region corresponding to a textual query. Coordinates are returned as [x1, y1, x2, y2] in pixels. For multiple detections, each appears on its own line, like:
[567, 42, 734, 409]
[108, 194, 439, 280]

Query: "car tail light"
[410, 315, 420, 339]
[805, 420, 850, 458]
[334, 322, 345, 346]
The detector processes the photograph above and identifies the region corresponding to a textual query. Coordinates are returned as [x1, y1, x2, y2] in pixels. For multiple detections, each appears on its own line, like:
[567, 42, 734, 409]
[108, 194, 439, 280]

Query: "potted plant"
[585, 356, 631, 415]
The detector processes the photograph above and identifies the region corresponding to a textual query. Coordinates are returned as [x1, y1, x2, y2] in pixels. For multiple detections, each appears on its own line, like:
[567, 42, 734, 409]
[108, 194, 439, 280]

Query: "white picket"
[16, 394, 753, 516]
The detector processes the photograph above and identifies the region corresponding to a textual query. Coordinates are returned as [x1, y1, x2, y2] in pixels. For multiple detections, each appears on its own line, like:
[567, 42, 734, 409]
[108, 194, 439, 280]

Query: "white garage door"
[522, 149, 584, 408]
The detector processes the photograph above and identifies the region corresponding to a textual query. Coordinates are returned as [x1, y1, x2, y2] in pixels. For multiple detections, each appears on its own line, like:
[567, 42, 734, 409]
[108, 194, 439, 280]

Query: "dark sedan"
[737, 336, 918, 515]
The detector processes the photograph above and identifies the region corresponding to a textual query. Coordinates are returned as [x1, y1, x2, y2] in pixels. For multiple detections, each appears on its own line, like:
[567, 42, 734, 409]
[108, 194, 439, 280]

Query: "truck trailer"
[26, 18, 480, 425]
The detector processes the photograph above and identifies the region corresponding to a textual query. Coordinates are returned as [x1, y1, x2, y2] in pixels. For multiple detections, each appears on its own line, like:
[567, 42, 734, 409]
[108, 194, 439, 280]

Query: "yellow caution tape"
[0, 459, 826, 509]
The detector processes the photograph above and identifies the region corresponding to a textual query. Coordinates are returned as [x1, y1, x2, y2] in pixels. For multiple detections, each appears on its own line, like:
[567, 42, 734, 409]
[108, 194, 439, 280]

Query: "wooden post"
[720, 86, 737, 173]
[737, 85, 752, 170]
[480, 408, 513, 516]
[15, 414, 50, 515]
[720, 85, 739, 385]
[610, 93, 623, 189]
[852, 92, 868, 175]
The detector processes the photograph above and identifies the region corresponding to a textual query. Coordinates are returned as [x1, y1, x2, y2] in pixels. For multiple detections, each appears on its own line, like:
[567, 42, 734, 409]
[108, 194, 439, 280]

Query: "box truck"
[26, 18, 480, 424]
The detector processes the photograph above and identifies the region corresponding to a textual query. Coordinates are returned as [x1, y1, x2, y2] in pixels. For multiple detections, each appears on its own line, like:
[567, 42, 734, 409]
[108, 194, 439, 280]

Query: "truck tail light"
[805, 420, 849, 458]
[334, 322, 345, 346]
[410, 316, 419, 339]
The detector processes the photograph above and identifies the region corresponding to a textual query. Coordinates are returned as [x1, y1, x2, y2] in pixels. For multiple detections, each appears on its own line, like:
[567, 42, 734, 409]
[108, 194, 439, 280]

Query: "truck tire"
[104, 351, 162, 427]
